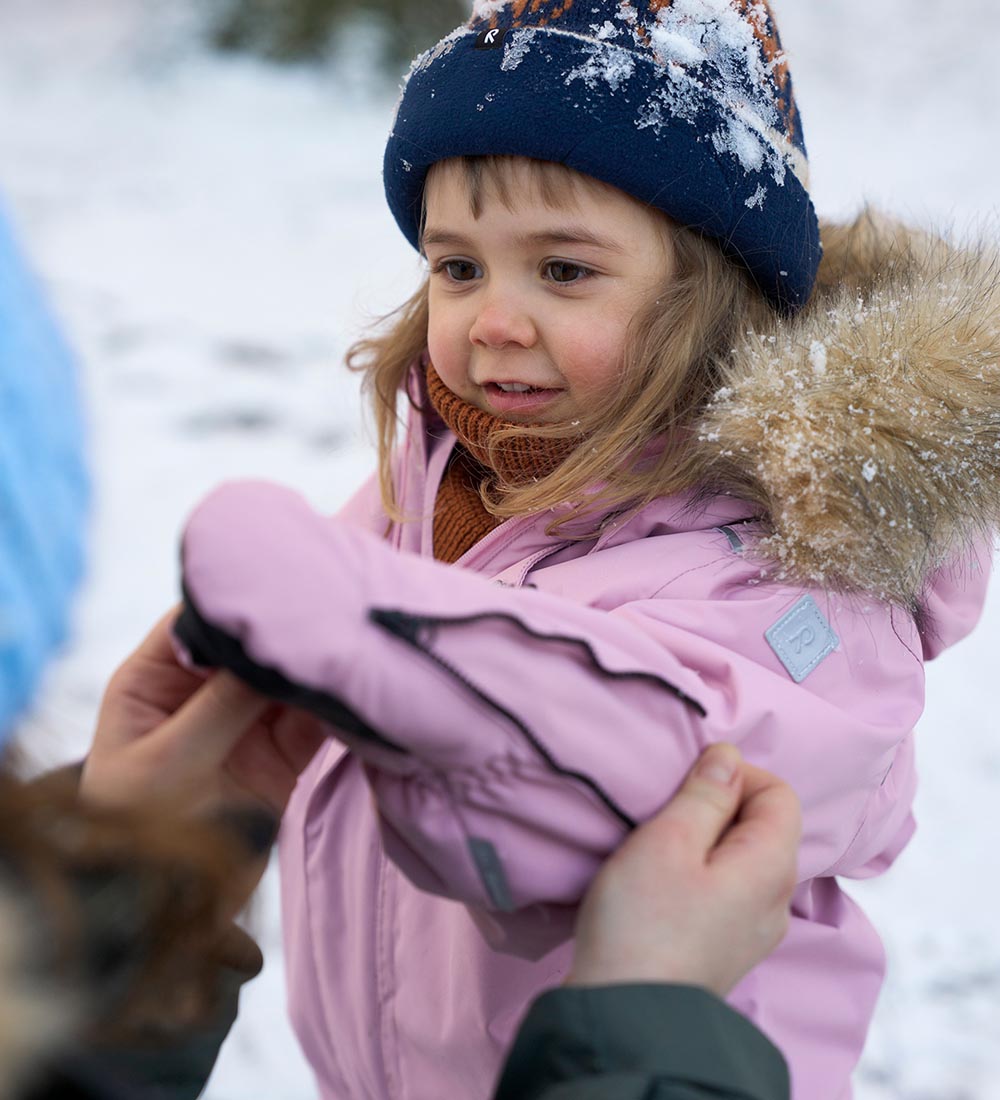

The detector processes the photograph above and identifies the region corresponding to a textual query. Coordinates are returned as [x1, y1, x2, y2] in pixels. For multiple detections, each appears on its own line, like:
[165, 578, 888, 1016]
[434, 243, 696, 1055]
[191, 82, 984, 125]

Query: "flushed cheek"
[427, 318, 470, 388]
[554, 331, 627, 394]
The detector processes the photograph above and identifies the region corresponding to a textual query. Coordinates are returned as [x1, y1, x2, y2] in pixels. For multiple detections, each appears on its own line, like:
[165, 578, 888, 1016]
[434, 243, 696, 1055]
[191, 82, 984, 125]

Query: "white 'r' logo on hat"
[475, 28, 507, 49]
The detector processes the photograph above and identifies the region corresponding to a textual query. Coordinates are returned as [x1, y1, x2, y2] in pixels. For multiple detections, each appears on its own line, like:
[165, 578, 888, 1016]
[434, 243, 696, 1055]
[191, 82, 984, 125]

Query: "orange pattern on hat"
[501, 0, 575, 25]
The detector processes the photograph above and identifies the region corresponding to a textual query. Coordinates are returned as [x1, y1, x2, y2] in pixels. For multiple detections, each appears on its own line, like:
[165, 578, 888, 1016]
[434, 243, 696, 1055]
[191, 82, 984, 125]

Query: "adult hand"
[568, 743, 801, 997]
[80, 609, 326, 820]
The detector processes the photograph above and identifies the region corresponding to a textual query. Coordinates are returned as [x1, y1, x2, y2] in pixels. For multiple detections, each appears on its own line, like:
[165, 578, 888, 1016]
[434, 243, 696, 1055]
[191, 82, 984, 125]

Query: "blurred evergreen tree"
[209, 0, 469, 72]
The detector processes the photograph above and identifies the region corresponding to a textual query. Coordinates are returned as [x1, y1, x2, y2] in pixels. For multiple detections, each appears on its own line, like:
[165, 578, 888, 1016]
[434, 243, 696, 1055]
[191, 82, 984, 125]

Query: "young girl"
[170, 2, 1000, 1097]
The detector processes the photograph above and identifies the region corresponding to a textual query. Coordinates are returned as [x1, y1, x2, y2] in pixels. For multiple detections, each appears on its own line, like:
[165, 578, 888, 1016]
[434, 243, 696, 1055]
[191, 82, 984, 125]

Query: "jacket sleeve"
[23, 957, 257, 1100]
[492, 984, 789, 1100]
[175, 481, 926, 921]
[918, 539, 992, 659]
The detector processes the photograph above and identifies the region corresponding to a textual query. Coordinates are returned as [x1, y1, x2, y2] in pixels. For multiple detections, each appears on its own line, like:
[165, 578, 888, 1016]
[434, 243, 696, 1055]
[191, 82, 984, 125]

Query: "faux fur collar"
[696, 211, 1000, 610]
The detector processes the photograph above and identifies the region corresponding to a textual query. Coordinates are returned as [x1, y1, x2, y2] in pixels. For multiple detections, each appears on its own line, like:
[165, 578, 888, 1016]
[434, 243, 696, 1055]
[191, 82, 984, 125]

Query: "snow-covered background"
[2, 0, 998, 1096]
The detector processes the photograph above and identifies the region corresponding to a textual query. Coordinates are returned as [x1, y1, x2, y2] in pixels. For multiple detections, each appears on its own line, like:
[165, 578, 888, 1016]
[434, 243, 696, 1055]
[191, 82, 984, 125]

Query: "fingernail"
[698, 746, 740, 787]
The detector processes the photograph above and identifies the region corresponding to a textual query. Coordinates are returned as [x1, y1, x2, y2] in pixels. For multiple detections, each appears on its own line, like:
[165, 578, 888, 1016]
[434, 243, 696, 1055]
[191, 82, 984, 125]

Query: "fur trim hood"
[696, 211, 1000, 610]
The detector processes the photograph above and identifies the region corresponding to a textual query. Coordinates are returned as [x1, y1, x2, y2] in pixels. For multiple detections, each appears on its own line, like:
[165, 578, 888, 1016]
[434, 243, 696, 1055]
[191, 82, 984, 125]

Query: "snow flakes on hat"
[386, 0, 822, 312]
[469, 0, 807, 188]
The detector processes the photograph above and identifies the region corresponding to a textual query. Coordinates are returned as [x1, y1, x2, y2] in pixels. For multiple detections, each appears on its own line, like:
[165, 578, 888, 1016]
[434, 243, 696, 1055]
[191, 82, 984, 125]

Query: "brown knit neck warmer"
[425, 364, 578, 482]
[425, 363, 579, 563]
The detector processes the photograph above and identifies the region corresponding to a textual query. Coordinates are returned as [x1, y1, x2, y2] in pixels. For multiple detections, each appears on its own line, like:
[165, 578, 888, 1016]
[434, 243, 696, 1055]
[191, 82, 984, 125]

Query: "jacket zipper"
[371, 608, 709, 831]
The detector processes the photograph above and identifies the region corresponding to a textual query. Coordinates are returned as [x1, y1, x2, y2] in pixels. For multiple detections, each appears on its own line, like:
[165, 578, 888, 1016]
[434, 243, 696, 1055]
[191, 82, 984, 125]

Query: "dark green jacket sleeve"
[492, 984, 790, 1100]
[23, 958, 257, 1100]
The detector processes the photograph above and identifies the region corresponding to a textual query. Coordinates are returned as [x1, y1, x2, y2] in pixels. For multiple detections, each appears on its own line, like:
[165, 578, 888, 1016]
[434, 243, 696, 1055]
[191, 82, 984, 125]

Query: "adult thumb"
[160, 670, 271, 775]
[647, 743, 744, 860]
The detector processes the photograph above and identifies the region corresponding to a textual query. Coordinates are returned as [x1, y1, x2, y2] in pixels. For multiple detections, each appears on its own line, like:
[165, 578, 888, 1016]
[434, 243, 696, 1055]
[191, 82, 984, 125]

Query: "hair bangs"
[422, 155, 613, 232]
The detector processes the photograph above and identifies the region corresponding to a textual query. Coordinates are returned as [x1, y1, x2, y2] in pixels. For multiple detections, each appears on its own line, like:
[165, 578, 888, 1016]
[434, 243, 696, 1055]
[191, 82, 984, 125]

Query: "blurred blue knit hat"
[384, 0, 820, 313]
[0, 200, 89, 747]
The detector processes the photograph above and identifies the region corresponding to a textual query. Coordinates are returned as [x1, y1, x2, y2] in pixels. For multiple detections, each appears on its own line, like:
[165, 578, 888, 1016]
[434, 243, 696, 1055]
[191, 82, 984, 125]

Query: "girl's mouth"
[483, 381, 564, 416]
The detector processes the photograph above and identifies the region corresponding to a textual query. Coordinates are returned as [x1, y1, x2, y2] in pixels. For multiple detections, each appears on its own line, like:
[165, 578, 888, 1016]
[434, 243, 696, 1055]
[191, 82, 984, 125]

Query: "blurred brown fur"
[0, 768, 262, 1091]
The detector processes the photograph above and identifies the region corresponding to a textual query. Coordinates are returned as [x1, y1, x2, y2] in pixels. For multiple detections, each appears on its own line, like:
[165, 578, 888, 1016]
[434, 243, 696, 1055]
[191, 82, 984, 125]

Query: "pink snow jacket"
[175, 218, 999, 1100]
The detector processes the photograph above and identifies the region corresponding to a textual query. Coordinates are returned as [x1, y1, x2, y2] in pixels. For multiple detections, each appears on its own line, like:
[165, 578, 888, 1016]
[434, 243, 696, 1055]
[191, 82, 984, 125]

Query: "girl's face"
[423, 159, 675, 423]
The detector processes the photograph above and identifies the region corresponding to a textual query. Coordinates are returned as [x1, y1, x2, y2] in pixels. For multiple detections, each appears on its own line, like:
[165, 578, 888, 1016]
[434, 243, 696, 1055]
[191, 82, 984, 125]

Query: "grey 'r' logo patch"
[765, 595, 839, 683]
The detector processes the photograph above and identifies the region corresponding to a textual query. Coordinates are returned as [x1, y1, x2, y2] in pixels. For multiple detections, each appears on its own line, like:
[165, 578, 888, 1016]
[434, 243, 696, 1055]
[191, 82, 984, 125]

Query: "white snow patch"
[501, 28, 537, 72]
[565, 42, 635, 93]
[745, 183, 767, 209]
[410, 25, 466, 76]
[713, 115, 764, 172]
[593, 20, 621, 42]
[862, 458, 878, 482]
[809, 340, 828, 375]
[649, 29, 707, 67]
[641, 0, 793, 182]
[471, 0, 509, 18]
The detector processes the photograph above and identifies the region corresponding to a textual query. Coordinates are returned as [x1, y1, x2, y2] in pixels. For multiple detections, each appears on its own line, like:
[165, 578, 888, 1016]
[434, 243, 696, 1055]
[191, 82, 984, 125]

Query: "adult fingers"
[221, 712, 328, 816]
[710, 763, 802, 885]
[155, 671, 272, 779]
[270, 708, 328, 778]
[224, 725, 300, 815]
[100, 606, 202, 716]
[636, 744, 745, 864]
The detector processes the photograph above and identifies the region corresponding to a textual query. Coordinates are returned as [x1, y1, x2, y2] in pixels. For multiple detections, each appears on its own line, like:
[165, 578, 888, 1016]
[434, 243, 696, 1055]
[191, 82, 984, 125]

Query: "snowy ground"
[1, 1, 999, 1096]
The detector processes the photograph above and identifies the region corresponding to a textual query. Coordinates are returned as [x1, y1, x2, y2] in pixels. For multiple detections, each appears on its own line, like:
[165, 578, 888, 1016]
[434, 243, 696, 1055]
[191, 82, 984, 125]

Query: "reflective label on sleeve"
[765, 595, 839, 683]
[468, 837, 515, 913]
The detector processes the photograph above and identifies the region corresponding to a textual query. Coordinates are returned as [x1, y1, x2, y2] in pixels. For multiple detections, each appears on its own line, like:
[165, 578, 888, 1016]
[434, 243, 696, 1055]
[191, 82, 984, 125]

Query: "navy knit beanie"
[384, 0, 820, 313]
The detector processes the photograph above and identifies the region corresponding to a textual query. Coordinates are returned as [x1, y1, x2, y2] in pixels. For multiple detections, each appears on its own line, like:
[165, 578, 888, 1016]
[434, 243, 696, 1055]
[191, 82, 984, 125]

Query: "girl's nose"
[469, 298, 537, 350]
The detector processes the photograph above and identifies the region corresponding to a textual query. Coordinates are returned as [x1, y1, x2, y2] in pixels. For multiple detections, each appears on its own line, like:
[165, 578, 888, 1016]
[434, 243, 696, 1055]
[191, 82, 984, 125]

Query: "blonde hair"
[348, 156, 776, 532]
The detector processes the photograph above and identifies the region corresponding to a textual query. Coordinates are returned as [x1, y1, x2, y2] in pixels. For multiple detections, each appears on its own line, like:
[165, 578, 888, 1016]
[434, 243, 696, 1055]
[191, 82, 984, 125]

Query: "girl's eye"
[544, 261, 592, 284]
[435, 260, 481, 282]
